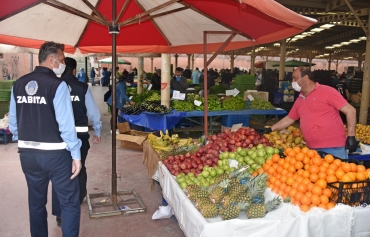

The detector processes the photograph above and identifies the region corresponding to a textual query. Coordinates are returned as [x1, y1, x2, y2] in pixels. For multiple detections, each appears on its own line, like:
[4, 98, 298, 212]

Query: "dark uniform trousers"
[52, 133, 90, 217]
[20, 150, 80, 237]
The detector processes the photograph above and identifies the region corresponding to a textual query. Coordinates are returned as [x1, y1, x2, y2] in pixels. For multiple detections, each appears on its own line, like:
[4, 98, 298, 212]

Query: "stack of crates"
[231, 74, 255, 95]
[0, 80, 15, 118]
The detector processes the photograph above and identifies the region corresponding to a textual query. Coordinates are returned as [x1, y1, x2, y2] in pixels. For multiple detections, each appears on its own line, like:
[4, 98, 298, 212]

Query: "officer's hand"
[346, 136, 358, 153]
[92, 135, 101, 144]
[71, 159, 82, 179]
[256, 127, 272, 135]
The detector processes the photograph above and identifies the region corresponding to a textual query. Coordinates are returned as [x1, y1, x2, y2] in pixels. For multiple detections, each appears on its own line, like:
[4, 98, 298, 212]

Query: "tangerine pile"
[263, 146, 370, 212]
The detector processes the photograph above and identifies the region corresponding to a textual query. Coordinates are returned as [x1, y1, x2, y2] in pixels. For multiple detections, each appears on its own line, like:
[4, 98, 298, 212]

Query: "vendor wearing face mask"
[257, 67, 358, 159]
[170, 67, 189, 93]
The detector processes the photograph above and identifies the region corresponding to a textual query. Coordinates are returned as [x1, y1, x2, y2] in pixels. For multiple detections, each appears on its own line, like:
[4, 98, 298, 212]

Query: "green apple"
[202, 170, 210, 178]
[216, 167, 224, 175]
[222, 164, 230, 171]
[179, 181, 188, 189]
[222, 159, 229, 165]
[209, 169, 217, 177]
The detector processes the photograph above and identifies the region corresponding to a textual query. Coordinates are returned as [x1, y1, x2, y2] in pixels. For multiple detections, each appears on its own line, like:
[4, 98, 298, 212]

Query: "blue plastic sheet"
[120, 111, 186, 132]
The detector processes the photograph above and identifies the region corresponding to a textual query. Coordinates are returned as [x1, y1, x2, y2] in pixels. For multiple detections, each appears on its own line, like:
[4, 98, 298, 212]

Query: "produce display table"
[153, 161, 370, 237]
[120, 108, 287, 132]
[349, 153, 370, 161]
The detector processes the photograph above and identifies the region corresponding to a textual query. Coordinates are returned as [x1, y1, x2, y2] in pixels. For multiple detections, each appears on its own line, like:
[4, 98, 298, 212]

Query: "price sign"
[179, 93, 186, 100]
[233, 88, 240, 97]
[247, 94, 254, 101]
[194, 100, 202, 106]
[147, 84, 153, 91]
[225, 90, 234, 96]
[172, 90, 181, 99]
[129, 96, 133, 100]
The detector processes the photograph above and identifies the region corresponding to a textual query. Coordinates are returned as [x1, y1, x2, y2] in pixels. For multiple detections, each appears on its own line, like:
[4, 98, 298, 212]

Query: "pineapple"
[220, 202, 250, 220]
[214, 173, 230, 184]
[246, 196, 282, 219]
[220, 194, 237, 208]
[234, 191, 251, 203]
[199, 203, 219, 218]
[244, 173, 268, 205]
[186, 184, 201, 193]
[193, 197, 213, 211]
[208, 180, 230, 204]
[187, 189, 209, 202]
[228, 182, 246, 197]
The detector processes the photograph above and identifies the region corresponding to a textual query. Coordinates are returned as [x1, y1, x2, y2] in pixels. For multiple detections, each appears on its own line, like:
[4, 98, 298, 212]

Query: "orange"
[281, 192, 288, 199]
[304, 164, 310, 171]
[284, 147, 293, 156]
[335, 169, 345, 180]
[285, 156, 291, 163]
[296, 176, 304, 183]
[280, 176, 288, 186]
[272, 163, 279, 169]
[312, 157, 323, 166]
[322, 188, 332, 198]
[309, 165, 320, 174]
[309, 173, 319, 183]
[301, 147, 309, 154]
[297, 183, 308, 193]
[283, 162, 290, 170]
[272, 186, 279, 193]
[296, 152, 305, 161]
[316, 179, 327, 189]
[281, 169, 288, 176]
[272, 154, 280, 163]
[274, 179, 282, 187]
[292, 200, 301, 206]
[276, 189, 285, 197]
[252, 171, 258, 177]
[265, 159, 274, 165]
[318, 204, 328, 210]
[311, 194, 321, 205]
[292, 181, 300, 189]
[300, 204, 310, 212]
[319, 196, 329, 205]
[294, 191, 304, 201]
[350, 163, 357, 172]
[326, 168, 336, 176]
[302, 170, 310, 179]
[329, 164, 338, 171]
[288, 165, 296, 173]
[303, 156, 310, 165]
[305, 191, 312, 197]
[289, 188, 297, 198]
[312, 186, 323, 196]
[324, 154, 334, 164]
[270, 176, 277, 184]
[302, 178, 311, 185]
[289, 158, 297, 165]
[284, 185, 292, 194]
[288, 150, 296, 158]
[357, 165, 366, 172]
[278, 158, 285, 166]
[356, 172, 367, 181]
[263, 163, 271, 171]
[318, 172, 327, 180]
[293, 146, 301, 154]
[294, 161, 304, 170]
[322, 162, 330, 168]
[267, 167, 276, 175]
[286, 177, 294, 186]
[300, 195, 312, 206]
[310, 203, 317, 209]
[342, 174, 353, 182]
[333, 159, 342, 167]
[326, 174, 338, 183]
[276, 166, 283, 174]
[319, 166, 328, 173]
[327, 202, 336, 209]
[306, 183, 314, 192]
[306, 150, 316, 158]
[342, 163, 351, 173]
[297, 169, 304, 176]
[268, 183, 274, 189]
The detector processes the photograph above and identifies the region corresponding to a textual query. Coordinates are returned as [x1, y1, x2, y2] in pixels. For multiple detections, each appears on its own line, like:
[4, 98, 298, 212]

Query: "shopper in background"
[151, 69, 162, 91]
[335, 75, 350, 123]
[90, 67, 96, 86]
[255, 70, 262, 90]
[77, 67, 86, 83]
[183, 66, 192, 79]
[192, 67, 200, 85]
[257, 67, 357, 159]
[8, 41, 82, 237]
[222, 69, 233, 89]
[170, 67, 189, 93]
[107, 72, 134, 134]
[101, 67, 108, 86]
[52, 57, 102, 227]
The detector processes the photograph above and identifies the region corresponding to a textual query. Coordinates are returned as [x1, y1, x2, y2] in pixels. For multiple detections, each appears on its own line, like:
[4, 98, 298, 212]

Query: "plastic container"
[273, 92, 284, 105]
[0, 130, 11, 144]
[327, 180, 370, 206]
[222, 115, 250, 127]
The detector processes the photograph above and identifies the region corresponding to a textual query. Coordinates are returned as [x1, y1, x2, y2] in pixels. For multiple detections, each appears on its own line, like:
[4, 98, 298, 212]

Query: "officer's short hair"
[38, 41, 65, 64]
[298, 67, 314, 81]
[63, 57, 77, 75]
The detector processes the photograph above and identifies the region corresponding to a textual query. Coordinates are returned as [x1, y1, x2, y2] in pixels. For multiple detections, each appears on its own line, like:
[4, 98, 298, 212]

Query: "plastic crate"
[327, 180, 370, 206]
[222, 115, 250, 127]
[0, 101, 10, 118]
[273, 92, 284, 105]
[0, 80, 15, 90]
[235, 74, 255, 84]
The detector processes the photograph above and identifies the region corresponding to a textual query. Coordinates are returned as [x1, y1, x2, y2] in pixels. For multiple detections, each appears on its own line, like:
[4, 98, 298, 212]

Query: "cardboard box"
[116, 122, 157, 150]
[244, 91, 269, 101]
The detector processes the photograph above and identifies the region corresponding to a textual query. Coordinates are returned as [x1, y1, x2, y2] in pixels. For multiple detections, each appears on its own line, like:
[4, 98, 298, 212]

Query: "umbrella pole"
[86, 0, 145, 218]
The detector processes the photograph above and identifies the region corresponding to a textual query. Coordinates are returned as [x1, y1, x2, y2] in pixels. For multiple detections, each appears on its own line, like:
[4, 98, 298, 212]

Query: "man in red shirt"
[257, 67, 357, 159]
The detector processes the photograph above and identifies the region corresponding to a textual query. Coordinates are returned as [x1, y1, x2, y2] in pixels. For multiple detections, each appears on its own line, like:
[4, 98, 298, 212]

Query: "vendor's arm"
[118, 82, 131, 103]
[340, 104, 356, 136]
[270, 116, 296, 132]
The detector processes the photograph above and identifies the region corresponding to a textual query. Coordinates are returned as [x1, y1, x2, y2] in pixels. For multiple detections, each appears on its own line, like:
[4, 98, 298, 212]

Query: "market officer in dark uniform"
[52, 57, 102, 226]
[8, 41, 82, 237]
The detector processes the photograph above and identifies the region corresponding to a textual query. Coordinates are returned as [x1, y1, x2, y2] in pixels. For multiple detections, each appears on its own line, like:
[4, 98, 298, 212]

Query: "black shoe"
[80, 191, 87, 205]
[56, 216, 62, 227]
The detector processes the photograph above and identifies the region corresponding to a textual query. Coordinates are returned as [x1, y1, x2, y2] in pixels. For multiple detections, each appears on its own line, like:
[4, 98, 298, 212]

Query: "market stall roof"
[272, 59, 316, 67]
[98, 57, 131, 65]
[0, 0, 316, 54]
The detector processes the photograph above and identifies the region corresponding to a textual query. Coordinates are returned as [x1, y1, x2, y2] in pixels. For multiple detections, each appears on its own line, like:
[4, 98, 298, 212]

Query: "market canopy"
[0, 0, 316, 54]
[272, 60, 316, 67]
[98, 57, 131, 65]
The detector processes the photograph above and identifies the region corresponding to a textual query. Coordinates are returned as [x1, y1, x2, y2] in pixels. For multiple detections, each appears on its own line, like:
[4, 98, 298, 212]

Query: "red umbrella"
[254, 61, 265, 68]
[0, 0, 316, 54]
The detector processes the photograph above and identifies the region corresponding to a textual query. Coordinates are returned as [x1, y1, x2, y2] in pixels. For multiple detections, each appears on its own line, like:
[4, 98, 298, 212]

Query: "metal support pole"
[191, 54, 195, 70]
[85, 57, 88, 83]
[328, 53, 332, 70]
[359, 14, 370, 125]
[309, 49, 313, 70]
[137, 57, 144, 94]
[150, 57, 154, 73]
[251, 48, 256, 75]
[30, 53, 33, 72]
[230, 50, 235, 73]
[187, 54, 191, 68]
[111, 0, 118, 205]
[174, 54, 178, 72]
[203, 32, 209, 136]
[279, 40, 286, 80]
[161, 54, 171, 108]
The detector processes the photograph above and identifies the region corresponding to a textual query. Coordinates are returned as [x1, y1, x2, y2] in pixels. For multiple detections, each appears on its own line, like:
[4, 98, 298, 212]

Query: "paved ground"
[0, 85, 185, 237]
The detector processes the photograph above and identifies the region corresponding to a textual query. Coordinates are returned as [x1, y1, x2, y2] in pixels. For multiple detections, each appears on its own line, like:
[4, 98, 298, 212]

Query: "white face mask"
[52, 58, 66, 75]
[292, 77, 306, 92]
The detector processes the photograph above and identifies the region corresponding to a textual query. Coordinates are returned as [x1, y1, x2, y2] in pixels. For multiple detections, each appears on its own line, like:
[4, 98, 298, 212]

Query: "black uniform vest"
[61, 74, 88, 130]
[13, 66, 64, 148]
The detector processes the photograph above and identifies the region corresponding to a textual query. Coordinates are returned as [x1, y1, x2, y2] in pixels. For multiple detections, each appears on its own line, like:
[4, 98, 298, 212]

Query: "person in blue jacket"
[77, 67, 86, 83]
[107, 72, 134, 134]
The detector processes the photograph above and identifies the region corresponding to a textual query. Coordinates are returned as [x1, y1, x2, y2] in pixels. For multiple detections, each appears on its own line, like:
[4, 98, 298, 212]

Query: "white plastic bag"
[152, 205, 174, 219]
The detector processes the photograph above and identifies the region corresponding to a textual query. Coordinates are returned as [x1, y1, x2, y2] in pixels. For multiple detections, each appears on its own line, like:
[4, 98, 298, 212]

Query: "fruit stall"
[136, 125, 370, 237]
